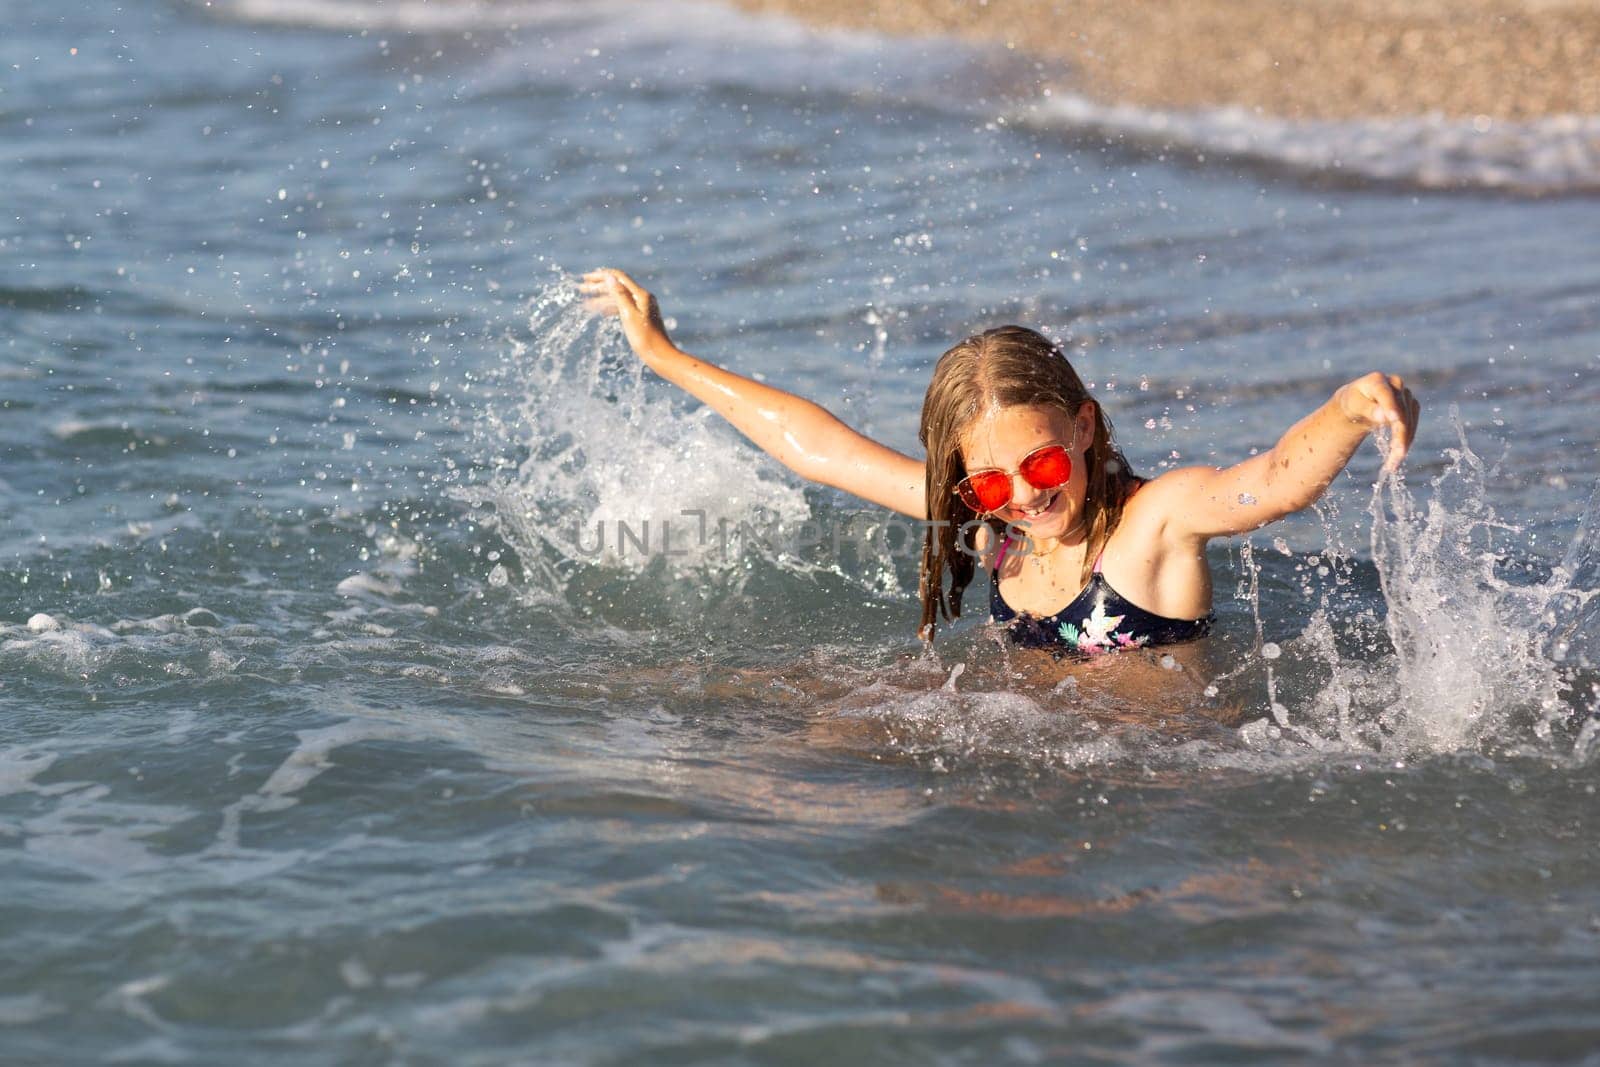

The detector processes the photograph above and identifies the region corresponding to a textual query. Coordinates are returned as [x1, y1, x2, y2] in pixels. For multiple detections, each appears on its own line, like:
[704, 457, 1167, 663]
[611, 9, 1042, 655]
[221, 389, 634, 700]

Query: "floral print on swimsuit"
[1058, 602, 1151, 653]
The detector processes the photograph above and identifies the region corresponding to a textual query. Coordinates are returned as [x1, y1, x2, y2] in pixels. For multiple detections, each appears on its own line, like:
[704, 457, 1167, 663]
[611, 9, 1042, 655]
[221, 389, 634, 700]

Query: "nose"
[1011, 473, 1051, 507]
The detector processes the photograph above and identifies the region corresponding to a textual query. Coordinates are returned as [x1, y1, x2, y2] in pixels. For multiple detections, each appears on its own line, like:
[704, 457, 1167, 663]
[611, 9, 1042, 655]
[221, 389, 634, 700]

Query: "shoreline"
[724, 0, 1600, 121]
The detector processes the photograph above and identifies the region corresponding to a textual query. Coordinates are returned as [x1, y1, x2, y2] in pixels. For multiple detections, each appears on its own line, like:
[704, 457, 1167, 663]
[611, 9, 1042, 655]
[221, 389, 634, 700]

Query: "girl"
[580, 269, 1420, 655]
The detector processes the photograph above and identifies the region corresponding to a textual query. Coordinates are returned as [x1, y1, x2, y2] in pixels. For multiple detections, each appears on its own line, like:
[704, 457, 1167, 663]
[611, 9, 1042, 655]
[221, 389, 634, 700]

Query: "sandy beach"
[726, 0, 1600, 120]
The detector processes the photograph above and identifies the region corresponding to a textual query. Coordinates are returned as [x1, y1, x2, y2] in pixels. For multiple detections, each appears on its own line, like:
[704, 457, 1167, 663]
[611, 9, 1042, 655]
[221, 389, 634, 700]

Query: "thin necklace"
[1028, 518, 1088, 567]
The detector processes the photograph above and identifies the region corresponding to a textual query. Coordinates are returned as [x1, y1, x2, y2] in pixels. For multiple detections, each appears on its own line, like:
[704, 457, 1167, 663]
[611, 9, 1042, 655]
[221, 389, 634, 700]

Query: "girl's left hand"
[1335, 371, 1421, 471]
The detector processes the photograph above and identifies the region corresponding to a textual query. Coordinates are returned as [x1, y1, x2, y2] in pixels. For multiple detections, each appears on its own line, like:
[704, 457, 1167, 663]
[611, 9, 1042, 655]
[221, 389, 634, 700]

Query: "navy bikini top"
[989, 536, 1213, 654]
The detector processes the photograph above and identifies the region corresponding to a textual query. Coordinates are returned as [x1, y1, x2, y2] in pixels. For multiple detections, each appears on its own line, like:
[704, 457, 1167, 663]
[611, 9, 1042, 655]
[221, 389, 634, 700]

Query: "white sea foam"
[3, 624, 106, 675]
[1095, 988, 1333, 1058]
[335, 572, 408, 599]
[200, 0, 974, 88]
[334, 533, 423, 603]
[0, 748, 59, 798]
[47, 419, 97, 441]
[205, 716, 435, 871]
[844, 682, 1135, 769]
[257, 720, 422, 798]
[200, 0, 607, 31]
[22, 782, 193, 879]
[98, 974, 174, 1034]
[109, 608, 224, 635]
[0, 612, 257, 683]
[0, 994, 65, 1026]
[1023, 94, 1600, 194]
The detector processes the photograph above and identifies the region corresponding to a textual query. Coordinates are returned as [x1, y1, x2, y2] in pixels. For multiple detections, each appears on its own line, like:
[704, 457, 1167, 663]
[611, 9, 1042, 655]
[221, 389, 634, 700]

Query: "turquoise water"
[4, 0, 1600, 1061]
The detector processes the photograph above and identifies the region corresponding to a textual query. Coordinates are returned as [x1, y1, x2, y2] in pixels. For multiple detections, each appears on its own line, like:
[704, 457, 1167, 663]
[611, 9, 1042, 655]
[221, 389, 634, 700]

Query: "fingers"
[1371, 373, 1419, 472]
[604, 268, 649, 303]
[578, 272, 629, 319]
[579, 268, 643, 297]
[1393, 386, 1421, 471]
[1340, 372, 1419, 472]
[578, 272, 620, 316]
[579, 268, 651, 317]
[1382, 418, 1410, 472]
[578, 269, 623, 301]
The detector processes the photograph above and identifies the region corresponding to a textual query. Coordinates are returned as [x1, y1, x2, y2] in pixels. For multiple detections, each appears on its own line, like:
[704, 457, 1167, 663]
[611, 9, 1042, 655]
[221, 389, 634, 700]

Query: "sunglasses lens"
[959, 471, 1012, 513]
[1019, 446, 1071, 490]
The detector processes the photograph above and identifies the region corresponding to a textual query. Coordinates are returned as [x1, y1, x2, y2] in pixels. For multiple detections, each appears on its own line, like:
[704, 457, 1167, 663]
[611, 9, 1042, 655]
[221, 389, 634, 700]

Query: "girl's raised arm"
[1147, 371, 1421, 543]
[580, 269, 927, 519]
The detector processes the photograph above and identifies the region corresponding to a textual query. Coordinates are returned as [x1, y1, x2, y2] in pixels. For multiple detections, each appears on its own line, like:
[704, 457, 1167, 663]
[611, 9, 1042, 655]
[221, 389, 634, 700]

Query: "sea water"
[3, 0, 1600, 1060]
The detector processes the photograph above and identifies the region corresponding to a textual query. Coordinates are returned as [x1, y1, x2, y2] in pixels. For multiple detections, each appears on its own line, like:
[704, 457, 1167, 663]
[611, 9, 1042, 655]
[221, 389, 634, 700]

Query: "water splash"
[1265, 412, 1599, 758]
[1369, 415, 1596, 753]
[450, 277, 812, 594]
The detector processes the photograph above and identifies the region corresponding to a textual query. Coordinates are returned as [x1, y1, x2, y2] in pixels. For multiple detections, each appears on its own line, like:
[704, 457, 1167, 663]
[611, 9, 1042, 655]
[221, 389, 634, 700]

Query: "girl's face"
[959, 402, 1097, 540]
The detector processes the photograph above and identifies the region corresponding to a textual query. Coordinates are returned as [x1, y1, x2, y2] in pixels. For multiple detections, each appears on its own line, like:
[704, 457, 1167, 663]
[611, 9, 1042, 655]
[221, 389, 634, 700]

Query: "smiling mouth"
[1012, 490, 1059, 519]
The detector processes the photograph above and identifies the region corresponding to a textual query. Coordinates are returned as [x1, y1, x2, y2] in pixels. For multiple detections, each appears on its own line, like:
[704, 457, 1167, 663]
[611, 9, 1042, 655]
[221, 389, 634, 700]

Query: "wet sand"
[726, 0, 1600, 120]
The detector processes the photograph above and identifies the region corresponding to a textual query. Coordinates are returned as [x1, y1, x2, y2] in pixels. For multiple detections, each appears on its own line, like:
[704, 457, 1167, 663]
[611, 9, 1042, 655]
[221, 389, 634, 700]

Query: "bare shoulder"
[1110, 470, 1186, 542]
[1101, 469, 1218, 618]
[1117, 468, 1218, 546]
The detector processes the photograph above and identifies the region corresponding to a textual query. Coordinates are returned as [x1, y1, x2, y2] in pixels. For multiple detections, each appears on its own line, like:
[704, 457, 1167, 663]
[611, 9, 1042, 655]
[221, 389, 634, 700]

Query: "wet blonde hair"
[917, 325, 1138, 640]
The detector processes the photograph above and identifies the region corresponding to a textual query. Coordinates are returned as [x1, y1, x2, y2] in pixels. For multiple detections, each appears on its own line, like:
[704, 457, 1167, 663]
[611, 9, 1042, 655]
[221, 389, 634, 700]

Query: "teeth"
[1017, 492, 1057, 517]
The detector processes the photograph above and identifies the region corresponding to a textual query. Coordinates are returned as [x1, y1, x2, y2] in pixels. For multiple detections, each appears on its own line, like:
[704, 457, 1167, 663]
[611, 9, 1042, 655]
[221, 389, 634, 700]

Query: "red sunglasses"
[954, 444, 1073, 514]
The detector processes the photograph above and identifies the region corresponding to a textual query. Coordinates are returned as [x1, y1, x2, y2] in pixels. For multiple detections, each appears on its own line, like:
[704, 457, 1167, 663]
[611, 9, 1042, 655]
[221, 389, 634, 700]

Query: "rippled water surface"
[4, 0, 1600, 1061]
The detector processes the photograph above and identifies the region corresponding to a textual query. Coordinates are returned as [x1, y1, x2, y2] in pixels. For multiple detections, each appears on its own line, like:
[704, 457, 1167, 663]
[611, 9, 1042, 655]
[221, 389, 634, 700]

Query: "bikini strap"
[1092, 547, 1105, 575]
[994, 533, 1011, 572]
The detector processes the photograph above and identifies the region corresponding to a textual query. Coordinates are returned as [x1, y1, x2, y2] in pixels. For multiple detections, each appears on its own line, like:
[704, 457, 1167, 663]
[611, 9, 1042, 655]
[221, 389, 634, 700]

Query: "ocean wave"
[202, 0, 1600, 194]
[1023, 93, 1600, 195]
[192, 0, 579, 32]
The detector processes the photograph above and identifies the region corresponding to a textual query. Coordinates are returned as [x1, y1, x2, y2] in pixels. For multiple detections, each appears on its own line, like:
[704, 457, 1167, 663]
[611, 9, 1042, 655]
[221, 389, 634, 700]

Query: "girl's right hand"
[580, 268, 675, 363]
